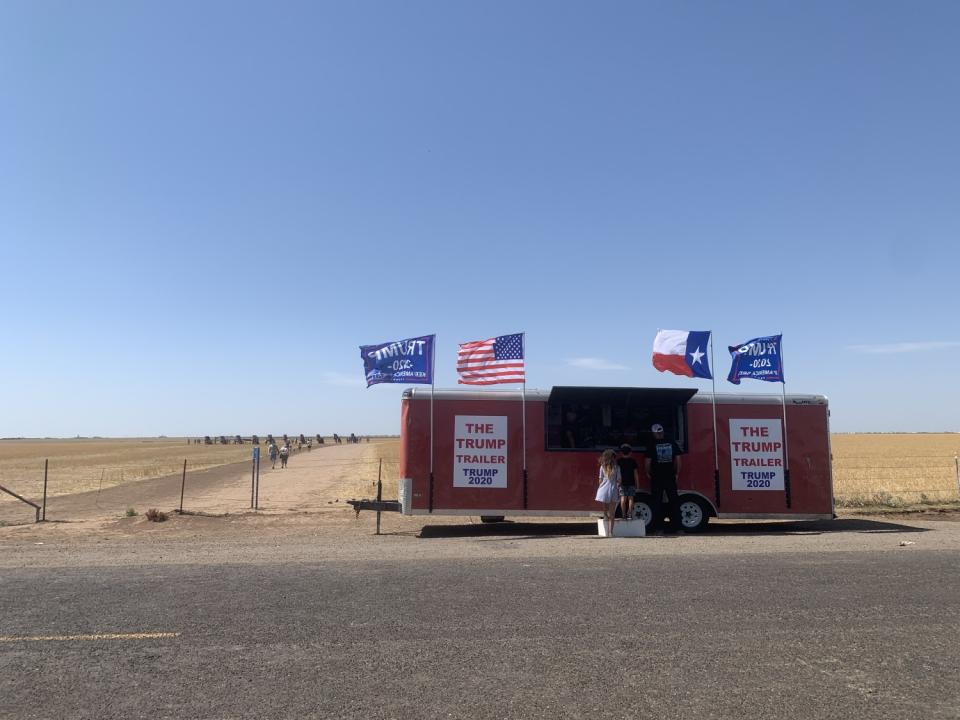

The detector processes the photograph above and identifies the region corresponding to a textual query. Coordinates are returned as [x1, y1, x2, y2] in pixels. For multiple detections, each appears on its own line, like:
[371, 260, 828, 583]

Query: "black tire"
[480, 515, 505, 524]
[677, 495, 711, 533]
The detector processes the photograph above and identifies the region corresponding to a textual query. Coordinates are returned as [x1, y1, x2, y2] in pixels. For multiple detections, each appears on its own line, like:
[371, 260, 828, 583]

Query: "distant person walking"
[279, 443, 290, 469]
[595, 448, 621, 537]
[268, 442, 278, 469]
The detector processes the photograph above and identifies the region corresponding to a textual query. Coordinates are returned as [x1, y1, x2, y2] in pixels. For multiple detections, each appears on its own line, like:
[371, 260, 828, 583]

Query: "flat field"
[0, 438, 401, 522]
[1, 434, 957, 513]
[832, 433, 960, 506]
[0, 439, 250, 502]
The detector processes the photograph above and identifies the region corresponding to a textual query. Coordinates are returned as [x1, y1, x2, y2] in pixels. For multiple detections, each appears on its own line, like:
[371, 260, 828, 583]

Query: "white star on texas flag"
[688, 346, 705, 365]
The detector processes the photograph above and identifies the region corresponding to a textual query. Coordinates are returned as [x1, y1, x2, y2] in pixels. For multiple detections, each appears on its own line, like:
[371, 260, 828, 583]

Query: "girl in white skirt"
[595, 448, 621, 537]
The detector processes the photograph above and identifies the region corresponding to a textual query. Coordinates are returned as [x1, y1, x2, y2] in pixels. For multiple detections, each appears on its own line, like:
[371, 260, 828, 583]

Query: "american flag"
[457, 333, 525, 385]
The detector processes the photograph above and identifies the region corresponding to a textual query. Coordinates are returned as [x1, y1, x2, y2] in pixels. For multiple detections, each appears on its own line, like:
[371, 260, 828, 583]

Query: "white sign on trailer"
[729, 418, 784, 491]
[453, 415, 508, 488]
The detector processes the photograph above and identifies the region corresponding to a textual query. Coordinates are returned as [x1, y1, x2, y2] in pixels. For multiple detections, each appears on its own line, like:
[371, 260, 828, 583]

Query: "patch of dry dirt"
[0, 440, 398, 526]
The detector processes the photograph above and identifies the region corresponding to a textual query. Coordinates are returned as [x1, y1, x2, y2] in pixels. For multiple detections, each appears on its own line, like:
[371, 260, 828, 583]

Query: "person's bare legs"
[608, 502, 617, 536]
[620, 495, 630, 522]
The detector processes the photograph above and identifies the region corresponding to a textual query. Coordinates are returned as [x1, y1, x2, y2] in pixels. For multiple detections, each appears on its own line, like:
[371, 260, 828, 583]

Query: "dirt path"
[0, 441, 396, 525]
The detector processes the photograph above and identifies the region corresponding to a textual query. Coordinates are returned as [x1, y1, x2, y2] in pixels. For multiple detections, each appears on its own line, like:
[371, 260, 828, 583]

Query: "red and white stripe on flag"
[652, 329, 696, 377]
[457, 334, 525, 385]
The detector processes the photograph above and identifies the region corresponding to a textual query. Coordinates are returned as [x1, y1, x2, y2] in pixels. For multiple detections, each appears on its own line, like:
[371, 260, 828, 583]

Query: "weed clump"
[125, 508, 138, 517]
[145, 508, 168, 522]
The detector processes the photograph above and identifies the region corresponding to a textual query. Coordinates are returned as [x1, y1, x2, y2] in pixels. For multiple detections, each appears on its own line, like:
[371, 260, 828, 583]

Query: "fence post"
[178, 459, 187, 514]
[0, 484, 41, 523]
[376, 459, 383, 536]
[42, 459, 49, 521]
[955, 454, 959, 496]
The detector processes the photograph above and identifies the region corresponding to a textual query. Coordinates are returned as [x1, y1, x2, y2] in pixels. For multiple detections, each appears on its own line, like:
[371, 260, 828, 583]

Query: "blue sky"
[1, 1, 958, 436]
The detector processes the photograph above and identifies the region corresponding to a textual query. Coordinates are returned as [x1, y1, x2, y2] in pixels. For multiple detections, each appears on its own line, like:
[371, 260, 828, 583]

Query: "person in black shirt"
[617, 444, 640, 521]
[644, 423, 683, 534]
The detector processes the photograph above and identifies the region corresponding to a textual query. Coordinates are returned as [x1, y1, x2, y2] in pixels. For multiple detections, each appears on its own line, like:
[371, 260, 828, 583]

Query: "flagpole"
[709, 334, 720, 509]
[779, 334, 790, 509]
[521, 332, 527, 510]
[429, 336, 435, 514]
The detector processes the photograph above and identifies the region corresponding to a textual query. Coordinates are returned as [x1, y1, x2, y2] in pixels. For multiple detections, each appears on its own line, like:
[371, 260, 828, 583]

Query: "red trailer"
[398, 386, 834, 531]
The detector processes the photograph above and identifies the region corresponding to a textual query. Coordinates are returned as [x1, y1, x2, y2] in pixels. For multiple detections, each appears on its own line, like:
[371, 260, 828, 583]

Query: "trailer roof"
[549, 386, 698, 405]
[403, 387, 828, 406]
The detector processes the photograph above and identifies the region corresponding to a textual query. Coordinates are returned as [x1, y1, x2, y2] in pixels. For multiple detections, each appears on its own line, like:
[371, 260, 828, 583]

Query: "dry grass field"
[0, 439, 249, 504]
[832, 433, 960, 507]
[338, 440, 401, 500]
[1, 434, 957, 512]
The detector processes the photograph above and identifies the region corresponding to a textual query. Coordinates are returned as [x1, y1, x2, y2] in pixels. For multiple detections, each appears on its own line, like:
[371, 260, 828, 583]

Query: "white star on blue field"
[494, 334, 524, 361]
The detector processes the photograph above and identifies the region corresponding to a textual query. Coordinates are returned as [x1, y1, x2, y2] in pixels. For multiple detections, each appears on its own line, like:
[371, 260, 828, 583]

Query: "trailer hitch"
[346, 498, 400, 535]
[346, 499, 401, 516]
[347, 470, 399, 534]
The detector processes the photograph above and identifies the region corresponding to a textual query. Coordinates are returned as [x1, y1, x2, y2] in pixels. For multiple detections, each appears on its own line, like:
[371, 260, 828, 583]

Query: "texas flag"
[652, 330, 713, 379]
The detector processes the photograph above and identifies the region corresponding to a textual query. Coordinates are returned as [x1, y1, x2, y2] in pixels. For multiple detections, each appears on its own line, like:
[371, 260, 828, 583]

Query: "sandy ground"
[0, 440, 396, 526]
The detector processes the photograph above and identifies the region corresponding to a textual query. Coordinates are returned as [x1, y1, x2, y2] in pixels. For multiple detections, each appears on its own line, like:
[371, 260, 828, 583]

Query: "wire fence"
[833, 454, 960, 507]
[0, 453, 403, 524]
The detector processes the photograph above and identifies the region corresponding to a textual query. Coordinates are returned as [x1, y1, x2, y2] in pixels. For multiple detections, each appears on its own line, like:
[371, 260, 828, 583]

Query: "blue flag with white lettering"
[727, 335, 784, 384]
[360, 335, 435, 387]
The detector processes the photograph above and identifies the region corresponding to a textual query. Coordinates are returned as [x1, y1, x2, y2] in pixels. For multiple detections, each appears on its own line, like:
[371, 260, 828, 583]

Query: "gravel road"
[2, 512, 959, 719]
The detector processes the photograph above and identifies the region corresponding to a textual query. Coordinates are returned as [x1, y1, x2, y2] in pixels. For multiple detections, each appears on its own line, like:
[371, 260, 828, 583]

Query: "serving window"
[544, 387, 696, 452]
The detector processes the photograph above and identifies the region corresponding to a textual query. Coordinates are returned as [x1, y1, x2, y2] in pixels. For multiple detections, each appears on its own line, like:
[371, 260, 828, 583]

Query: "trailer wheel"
[677, 495, 710, 533]
[632, 493, 654, 531]
[480, 516, 505, 523]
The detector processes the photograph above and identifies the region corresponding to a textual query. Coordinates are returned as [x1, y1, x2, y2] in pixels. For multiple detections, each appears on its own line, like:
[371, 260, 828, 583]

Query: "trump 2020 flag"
[652, 330, 712, 379]
[727, 335, 784, 384]
[457, 333, 525, 385]
[359, 335, 435, 387]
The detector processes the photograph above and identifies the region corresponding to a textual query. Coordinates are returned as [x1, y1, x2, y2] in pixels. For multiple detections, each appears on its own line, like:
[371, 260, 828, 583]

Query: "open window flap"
[547, 387, 698, 406]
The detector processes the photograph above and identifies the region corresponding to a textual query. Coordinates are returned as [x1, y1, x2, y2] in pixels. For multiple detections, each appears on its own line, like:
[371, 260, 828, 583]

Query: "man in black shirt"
[617, 444, 640, 521]
[644, 423, 683, 534]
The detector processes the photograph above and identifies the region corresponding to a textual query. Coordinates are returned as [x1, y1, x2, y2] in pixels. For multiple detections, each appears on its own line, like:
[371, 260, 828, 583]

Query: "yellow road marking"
[0, 632, 180, 643]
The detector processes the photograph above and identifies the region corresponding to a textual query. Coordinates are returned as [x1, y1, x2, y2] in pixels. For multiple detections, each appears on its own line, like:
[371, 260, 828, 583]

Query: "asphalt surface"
[2, 524, 959, 719]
